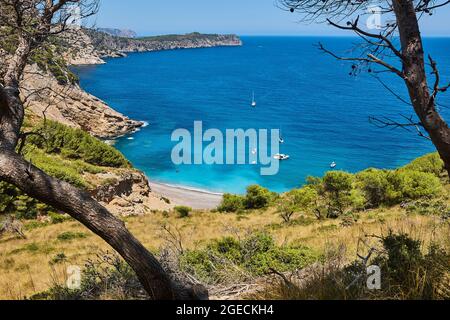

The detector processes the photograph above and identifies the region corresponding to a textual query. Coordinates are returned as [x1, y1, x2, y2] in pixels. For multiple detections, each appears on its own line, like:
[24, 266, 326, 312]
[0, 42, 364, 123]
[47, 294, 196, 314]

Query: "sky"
[90, 0, 450, 36]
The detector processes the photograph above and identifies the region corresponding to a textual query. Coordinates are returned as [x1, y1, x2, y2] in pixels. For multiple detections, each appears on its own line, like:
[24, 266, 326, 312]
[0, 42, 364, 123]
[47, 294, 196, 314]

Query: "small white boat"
[252, 148, 257, 155]
[251, 92, 257, 107]
[274, 153, 290, 161]
[279, 129, 285, 144]
[330, 161, 337, 169]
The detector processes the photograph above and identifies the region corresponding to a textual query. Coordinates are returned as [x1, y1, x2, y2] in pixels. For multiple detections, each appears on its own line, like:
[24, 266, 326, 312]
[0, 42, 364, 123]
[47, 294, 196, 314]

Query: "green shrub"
[218, 194, 245, 213]
[50, 253, 68, 265]
[356, 169, 394, 207]
[244, 185, 276, 210]
[372, 232, 450, 299]
[49, 212, 72, 224]
[323, 171, 354, 194]
[209, 237, 243, 262]
[396, 170, 442, 200]
[1, 182, 54, 219]
[246, 246, 318, 275]
[322, 171, 354, 217]
[180, 232, 320, 284]
[57, 232, 88, 241]
[0, 181, 20, 213]
[31, 253, 148, 300]
[28, 121, 129, 168]
[30, 45, 79, 86]
[403, 153, 445, 177]
[288, 186, 318, 209]
[22, 146, 93, 189]
[257, 232, 450, 300]
[174, 206, 192, 218]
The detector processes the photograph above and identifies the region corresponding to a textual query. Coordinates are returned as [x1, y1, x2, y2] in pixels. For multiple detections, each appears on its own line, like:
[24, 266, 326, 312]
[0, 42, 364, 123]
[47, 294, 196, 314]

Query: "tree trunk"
[1, 0, 207, 301]
[0, 148, 180, 299]
[393, 0, 450, 175]
[0, 88, 205, 299]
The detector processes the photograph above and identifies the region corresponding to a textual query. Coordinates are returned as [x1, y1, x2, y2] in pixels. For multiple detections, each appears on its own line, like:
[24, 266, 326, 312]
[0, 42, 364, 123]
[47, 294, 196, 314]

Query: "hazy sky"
[92, 0, 450, 36]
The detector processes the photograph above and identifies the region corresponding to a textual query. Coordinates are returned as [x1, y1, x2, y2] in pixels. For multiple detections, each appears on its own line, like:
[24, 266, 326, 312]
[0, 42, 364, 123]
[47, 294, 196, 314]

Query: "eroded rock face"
[91, 170, 172, 216]
[21, 64, 143, 138]
[62, 30, 106, 65]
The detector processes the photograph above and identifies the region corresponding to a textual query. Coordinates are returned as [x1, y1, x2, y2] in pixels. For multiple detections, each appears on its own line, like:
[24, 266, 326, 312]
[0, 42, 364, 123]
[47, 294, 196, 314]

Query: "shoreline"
[149, 181, 223, 210]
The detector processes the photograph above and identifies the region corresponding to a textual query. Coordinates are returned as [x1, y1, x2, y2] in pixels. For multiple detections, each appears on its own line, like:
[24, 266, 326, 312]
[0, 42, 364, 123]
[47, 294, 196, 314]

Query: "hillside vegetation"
[0, 148, 449, 300]
[0, 118, 130, 220]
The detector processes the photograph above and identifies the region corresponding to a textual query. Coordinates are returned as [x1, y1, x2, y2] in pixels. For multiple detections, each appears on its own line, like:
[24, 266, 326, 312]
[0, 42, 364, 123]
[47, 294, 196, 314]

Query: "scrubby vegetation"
[30, 39, 79, 85]
[28, 120, 130, 168]
[218, 153, 446, 221]
[218, 185, 278, 212]
[180, 232, 320, 285]
[0, 119, 129, 220]
[30, 253, 148, 300]
[254, 232, 450, 300]
[1, 152, 449, 300]
[174, 206, 192, 218]
[31, 40, 79, 85]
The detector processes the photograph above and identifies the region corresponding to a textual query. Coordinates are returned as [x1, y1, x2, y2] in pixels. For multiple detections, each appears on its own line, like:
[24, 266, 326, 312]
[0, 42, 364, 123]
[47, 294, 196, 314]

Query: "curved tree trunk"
[1, 89, 205, 299]
[393, 0, 450, 175]
[1, 0, 207, 301]
[0, 148, 181, 299]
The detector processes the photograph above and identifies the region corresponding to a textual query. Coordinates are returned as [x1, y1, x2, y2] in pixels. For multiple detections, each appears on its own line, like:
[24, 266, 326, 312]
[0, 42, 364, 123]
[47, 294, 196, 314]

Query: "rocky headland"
[70, 29, 242, 64]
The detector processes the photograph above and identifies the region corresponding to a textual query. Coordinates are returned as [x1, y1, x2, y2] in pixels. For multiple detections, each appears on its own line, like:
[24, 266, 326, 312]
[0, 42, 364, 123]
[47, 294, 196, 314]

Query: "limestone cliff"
[63, 29, 242, 65]
[21, 64, 143, 138]
[89, 170, 172, 216]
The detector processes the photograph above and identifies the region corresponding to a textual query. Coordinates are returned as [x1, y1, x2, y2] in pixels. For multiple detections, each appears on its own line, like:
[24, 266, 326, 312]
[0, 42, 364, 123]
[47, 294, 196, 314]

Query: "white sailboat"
[251, 91, 257, 107]
[274, 153, 290, 161]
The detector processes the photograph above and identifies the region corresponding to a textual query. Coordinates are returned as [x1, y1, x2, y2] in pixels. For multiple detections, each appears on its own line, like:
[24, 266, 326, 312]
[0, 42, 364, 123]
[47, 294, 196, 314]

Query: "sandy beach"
[149, 181, 223, 210]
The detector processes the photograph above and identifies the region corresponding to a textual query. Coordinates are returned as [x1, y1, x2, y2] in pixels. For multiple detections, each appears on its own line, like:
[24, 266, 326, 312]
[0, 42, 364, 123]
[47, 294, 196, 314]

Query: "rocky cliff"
[64, 29, 242, 64]
[89, 170, 172, 216]
[21, 64, 143, 138]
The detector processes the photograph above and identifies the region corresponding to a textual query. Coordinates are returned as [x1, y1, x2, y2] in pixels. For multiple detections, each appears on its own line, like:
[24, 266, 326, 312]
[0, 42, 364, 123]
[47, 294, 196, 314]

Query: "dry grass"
[0, 206, 448, 300]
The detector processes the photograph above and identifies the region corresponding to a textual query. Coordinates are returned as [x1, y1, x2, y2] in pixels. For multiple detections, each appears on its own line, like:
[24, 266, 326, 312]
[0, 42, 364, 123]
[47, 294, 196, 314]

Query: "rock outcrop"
[21, 64, 143, 138]
[90, 170, 172, 216]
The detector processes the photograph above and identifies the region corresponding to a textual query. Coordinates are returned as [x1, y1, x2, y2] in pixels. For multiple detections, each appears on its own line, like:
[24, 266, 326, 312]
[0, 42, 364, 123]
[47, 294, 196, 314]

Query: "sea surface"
[72, 36, 450, 194]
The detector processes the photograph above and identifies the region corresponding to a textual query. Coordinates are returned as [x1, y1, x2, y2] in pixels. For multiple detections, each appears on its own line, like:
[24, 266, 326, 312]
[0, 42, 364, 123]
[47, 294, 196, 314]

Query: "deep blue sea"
[72, 36, 450, 194]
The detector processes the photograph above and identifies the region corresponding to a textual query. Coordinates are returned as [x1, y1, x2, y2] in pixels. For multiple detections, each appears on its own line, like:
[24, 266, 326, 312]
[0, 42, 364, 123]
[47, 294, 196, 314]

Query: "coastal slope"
[21, 64, 143, 139]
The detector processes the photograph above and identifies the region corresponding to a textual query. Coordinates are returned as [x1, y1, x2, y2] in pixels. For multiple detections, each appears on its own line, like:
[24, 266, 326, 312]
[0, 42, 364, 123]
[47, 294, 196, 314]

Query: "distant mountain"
[97, 28, 137, 39]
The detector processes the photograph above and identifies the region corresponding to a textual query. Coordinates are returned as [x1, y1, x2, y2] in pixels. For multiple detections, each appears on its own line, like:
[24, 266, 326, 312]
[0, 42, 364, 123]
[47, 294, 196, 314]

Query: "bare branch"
[369, 115, 431, 140]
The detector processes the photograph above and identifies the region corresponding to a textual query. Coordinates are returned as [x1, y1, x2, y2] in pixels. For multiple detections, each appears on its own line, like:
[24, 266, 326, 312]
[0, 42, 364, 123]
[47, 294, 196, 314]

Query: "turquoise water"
[72, 36, 450, 194]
